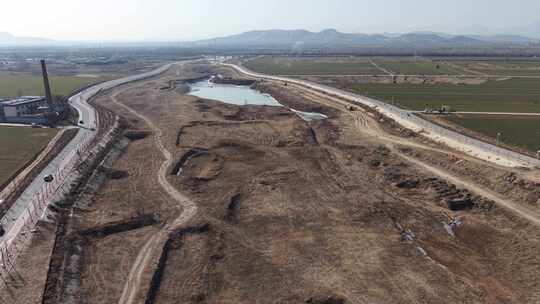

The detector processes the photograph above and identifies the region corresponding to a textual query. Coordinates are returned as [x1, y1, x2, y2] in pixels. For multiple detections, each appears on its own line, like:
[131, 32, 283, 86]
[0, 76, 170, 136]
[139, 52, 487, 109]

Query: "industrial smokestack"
[40, 59, 54, 108]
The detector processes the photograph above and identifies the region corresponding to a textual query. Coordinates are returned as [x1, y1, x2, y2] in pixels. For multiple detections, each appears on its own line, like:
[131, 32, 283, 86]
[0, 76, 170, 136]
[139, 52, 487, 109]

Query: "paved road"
[0, 63, 177, 248]
[276, 74, 540, 79]
[453, 111, 540, 116]
[227, 63, 540, 168]
[410, 110, 540, 116]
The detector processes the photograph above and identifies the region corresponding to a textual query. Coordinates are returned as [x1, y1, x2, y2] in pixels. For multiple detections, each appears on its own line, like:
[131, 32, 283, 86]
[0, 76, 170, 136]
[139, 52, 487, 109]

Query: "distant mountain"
[0, 32, 55, 46]
[391, 33, 447, 44]
[469, 34, 535, 44]
[186, 29, 538, 50]
[189, 29, 389, 49]
[193, 29, 387, 48]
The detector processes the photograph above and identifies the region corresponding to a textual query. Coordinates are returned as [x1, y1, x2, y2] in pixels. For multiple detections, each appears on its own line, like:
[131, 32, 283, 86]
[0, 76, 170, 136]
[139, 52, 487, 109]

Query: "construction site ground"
[5, 63, 540, 304]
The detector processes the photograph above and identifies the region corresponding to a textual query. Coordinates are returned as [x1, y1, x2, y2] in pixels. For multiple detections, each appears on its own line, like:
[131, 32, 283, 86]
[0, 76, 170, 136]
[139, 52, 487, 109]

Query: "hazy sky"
[2, 0, 540, 41]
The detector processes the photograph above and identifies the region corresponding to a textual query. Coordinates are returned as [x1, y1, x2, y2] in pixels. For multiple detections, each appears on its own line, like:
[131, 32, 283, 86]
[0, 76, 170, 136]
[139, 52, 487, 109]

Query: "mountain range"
[186, 29, 539, 50]
[0, 29, 539, 49]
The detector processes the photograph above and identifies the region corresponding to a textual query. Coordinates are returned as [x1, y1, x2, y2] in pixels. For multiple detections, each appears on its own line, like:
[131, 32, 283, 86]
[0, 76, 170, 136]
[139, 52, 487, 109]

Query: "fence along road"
[0, 62, 176, 273]
[225, 63, 540, 169]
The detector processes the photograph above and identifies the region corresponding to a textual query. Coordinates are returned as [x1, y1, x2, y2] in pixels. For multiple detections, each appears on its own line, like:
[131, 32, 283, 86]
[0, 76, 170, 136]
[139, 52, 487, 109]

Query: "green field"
[0, 72, 110, 98]
[446, 115, 540, 153]
[375, 60, 465, 75]
[244, 56, 473, 76]
[0, 127, 58, 186]
[349, 78, 540, 112]
[450, 60, 540, 76]
[244, 57, 382, 75]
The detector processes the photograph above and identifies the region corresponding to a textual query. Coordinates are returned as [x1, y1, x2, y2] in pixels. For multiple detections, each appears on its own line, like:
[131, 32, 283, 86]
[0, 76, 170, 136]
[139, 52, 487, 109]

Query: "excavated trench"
[79, 215, 158, 239]
[170, 148, 209, 176]
[124, 130, 153, 141]
[421, 177, 495, 211]
[225, 193, 242, 222]
[42, 131, 126, 304]
[144, 224, 210, 304]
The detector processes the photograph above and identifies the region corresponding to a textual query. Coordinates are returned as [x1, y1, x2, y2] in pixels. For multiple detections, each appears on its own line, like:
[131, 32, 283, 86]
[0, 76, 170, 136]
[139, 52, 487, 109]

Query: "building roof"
[0, 96, 45, 106]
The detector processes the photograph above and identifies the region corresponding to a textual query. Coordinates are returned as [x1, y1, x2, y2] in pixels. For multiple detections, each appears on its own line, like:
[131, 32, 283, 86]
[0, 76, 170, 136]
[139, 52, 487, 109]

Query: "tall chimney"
[40, 59, 54, 108]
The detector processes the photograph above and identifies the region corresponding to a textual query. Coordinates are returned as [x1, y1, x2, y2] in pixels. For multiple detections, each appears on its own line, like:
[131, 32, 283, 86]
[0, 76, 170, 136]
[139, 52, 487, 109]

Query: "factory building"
[0, 96, 49, 124]
[0, 60, 64, 125]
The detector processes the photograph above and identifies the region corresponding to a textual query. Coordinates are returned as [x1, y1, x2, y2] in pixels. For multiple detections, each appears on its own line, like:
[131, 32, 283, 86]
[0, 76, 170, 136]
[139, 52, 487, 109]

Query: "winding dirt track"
[268, 78, 540, 226]
[110, 81, 198, 304]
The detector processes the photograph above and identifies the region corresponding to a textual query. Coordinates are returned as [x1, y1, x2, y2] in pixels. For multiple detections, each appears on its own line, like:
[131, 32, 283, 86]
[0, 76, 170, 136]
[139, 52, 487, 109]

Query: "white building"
[0, 96, 48, 123]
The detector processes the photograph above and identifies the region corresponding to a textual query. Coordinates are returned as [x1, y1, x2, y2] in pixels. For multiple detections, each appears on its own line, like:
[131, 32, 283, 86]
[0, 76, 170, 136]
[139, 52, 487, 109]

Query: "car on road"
[79, 120, 84, 125]
[44, 174, 54, 183]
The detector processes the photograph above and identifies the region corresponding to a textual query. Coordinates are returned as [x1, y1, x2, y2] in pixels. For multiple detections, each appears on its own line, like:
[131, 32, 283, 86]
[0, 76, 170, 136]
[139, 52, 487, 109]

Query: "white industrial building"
[0, 96, 49, 123]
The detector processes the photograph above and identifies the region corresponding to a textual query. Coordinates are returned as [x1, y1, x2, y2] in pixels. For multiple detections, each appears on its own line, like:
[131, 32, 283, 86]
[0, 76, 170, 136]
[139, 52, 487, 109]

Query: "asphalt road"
[410, 111, 540, 116]
[453, 112, 540, 116]
[276, 74, 540, 79]
[0, 62, 176, 250]
[227, 63, 540, 168]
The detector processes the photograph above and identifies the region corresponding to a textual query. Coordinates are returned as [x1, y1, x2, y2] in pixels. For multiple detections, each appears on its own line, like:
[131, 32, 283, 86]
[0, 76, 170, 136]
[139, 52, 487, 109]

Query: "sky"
[2, 0, 540, 41]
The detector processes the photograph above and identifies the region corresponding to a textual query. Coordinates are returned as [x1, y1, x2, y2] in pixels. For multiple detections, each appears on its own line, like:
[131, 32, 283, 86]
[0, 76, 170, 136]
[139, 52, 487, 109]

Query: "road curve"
[0, 62, 179, 258]
[225, 63, 540, 168]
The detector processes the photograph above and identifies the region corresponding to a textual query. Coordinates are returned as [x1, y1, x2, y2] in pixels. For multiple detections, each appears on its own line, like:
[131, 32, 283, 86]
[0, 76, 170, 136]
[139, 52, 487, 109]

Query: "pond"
[188, 80, 327, 121]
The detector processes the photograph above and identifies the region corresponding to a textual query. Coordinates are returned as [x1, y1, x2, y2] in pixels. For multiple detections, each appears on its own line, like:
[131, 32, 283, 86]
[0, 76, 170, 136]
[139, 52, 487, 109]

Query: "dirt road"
[394, 146, 540, 226]
[228, 63, 540, 168]
[368, 58, 394, 76]
[258, 78, 540, 227]
[110, 83, 198, 304]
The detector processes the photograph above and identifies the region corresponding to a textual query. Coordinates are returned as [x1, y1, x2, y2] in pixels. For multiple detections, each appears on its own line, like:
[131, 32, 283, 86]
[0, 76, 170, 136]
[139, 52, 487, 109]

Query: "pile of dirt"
[399, 144, 540, 209]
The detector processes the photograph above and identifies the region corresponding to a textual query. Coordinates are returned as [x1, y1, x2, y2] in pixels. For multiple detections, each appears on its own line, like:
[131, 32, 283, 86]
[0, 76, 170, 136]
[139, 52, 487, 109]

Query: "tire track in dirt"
[392, 145, 540, 226]
[256, 76, 540, 226]
[109, 80, 198, 304]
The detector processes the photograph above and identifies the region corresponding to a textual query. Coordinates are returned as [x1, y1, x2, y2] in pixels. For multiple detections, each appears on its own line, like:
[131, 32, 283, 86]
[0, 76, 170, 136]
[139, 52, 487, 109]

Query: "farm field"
[449, 60, 540, 76]
[244, 56, 382, 75]
[245, 56, 540, 77]
[446, 115, 540, 153]
[0, 126, 57, 186]
[348, 77, 540, 112]
[374, 59, 466, 75]
[0, 72, 110, 98]
[244, 56, 473, 75]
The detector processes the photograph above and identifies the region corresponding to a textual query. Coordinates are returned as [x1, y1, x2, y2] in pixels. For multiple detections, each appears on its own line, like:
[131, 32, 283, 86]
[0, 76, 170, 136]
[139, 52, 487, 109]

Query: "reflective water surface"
[188, 80, 328, 121]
